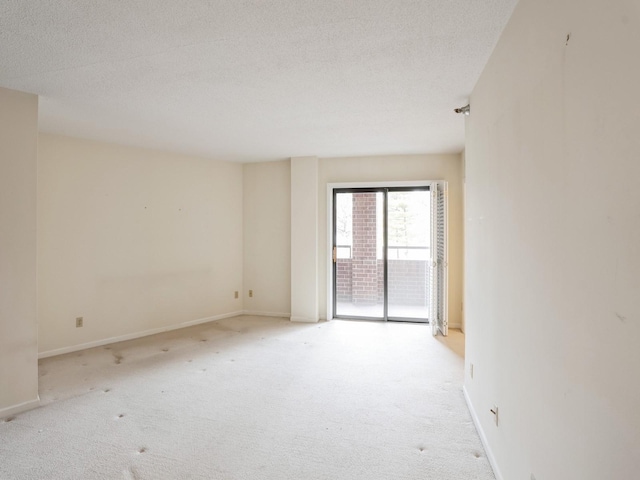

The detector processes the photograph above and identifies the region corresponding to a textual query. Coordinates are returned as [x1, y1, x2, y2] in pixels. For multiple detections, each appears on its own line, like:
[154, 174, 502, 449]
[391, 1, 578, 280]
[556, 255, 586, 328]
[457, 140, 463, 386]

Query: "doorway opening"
[330, 183, 448, 335]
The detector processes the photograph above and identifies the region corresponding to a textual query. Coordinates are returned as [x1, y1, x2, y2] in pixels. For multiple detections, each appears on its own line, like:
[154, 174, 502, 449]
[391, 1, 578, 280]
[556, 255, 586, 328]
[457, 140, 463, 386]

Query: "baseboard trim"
[463, 386, 503, 480]
[243, 310, 290, 318]
[0, 397, 40, 419]
[38, 311, 244, 359]
[290, 316, 319, 323]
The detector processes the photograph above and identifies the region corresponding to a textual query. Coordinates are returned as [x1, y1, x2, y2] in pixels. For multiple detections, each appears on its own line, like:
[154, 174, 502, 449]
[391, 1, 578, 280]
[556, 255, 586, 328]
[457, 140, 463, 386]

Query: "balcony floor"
[336, 301, 429, 321]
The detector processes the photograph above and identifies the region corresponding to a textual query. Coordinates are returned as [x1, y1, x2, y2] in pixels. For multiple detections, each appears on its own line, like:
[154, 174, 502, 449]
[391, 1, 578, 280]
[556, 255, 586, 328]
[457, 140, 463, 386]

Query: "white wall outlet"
[234, 291, 239, 299]
[76, 317, 83, 328]
[249, 290, 253, 298]
[470, 363, 474, 379]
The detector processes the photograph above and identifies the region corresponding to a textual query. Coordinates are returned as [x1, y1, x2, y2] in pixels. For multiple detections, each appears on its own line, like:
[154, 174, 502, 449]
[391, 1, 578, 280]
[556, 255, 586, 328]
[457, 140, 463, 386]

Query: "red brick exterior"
[336, 259, 352, 302]
[351, 193, 379, 305]
[387, 259, 429, 306]
[337, 258, 428, 306]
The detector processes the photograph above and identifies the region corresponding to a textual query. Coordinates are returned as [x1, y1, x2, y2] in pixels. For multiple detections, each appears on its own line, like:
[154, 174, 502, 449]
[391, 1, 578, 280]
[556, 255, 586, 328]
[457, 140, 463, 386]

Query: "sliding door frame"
[332, 187, 388, 321]
[327, 181, 439, 323]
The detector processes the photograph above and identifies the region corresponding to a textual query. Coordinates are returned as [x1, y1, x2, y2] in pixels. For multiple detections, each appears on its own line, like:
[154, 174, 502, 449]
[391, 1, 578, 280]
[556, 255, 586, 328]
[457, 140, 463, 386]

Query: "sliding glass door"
[333, 187, 436, 324]
[334, 190, 385, 319]
[387, 189, 430, 320]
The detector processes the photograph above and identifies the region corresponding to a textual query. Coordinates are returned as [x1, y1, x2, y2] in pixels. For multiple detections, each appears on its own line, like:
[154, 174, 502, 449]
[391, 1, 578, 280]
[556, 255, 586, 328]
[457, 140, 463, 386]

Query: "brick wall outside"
[377, 259, 385, 303]
[351, 193, 378, 305]
[336, 258, 429, 306]
[387, 259, 429, 306]
[336, 259, 352, 302]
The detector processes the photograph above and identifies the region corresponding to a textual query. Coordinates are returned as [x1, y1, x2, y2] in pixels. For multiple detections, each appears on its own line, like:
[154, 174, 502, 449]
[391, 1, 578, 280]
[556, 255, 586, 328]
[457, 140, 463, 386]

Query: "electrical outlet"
[531, 475, 537, 480]
[234, 291, 239, 299]
[470, 363, 474, 379]
[76, 317, 83, 328]
[249, 290, 253, 298]
[490, 405, 499, 426]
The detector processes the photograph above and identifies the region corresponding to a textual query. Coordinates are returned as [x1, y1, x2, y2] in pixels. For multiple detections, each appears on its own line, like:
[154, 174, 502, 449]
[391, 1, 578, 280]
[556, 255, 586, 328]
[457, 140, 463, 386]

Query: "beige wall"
[0, 87, 39, 415]
[38, 134, 244, 355]
[318, 154, 464, 324]
[243, 160, 291, 316]
[464, 0, 640, 478]
[37, 140, 462, 352]
[290, 157, 321, 322]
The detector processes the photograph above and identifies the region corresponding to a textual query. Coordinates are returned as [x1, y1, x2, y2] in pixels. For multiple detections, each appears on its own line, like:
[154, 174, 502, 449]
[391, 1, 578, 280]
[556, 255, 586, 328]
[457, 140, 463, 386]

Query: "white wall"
[38, 134, 244, 355]
[0, 87, 39, 416]
[318, 154, 464, 324]
[290, 156, 319, 322]
[243, 160, 291, 316]
[464, 1, 640, 479]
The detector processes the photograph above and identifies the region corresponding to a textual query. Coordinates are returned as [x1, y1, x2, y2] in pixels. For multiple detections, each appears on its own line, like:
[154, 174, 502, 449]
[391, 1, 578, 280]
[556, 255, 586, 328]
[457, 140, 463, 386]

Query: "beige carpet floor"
[0, 315, 495, 479]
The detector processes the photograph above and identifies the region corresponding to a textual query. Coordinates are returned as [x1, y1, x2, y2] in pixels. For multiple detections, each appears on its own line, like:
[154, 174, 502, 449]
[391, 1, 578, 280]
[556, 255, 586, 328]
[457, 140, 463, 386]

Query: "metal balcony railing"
[336, 245, 430, 261]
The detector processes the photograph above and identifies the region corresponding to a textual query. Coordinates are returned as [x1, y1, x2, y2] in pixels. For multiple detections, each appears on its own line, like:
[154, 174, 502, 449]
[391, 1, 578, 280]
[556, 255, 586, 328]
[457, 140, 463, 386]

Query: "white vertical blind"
[431, 181, 448, 336]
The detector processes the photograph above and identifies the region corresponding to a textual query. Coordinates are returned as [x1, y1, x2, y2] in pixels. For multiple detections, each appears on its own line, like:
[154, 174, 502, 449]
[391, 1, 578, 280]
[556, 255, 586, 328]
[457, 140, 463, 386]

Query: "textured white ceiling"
[0, 1, 518, 162]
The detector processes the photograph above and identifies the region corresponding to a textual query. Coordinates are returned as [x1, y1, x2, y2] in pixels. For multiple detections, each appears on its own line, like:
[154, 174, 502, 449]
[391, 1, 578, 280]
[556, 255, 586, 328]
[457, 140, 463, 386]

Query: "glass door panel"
[387, 190, 430, 321]
[334, 191, 384, 319]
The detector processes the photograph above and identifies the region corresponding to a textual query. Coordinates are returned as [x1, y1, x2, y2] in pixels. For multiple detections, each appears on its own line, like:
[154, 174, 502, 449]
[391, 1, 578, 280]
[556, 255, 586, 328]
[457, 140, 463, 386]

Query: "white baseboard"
[290, 316, 319, 323]
[0, 397, 40, 419]
[38, 311, 244, 359]
[243, 310, 290, 318]
[463, 386, 503, 480]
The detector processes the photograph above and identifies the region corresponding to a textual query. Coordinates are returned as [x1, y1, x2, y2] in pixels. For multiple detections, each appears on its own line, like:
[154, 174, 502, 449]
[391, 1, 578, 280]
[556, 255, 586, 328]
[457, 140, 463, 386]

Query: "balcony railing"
[336, 245, 430, 261]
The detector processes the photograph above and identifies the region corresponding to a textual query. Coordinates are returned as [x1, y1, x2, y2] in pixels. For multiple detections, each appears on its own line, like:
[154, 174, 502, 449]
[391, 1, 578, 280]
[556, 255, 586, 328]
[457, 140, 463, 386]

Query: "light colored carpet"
[1, 316, 495, 480]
